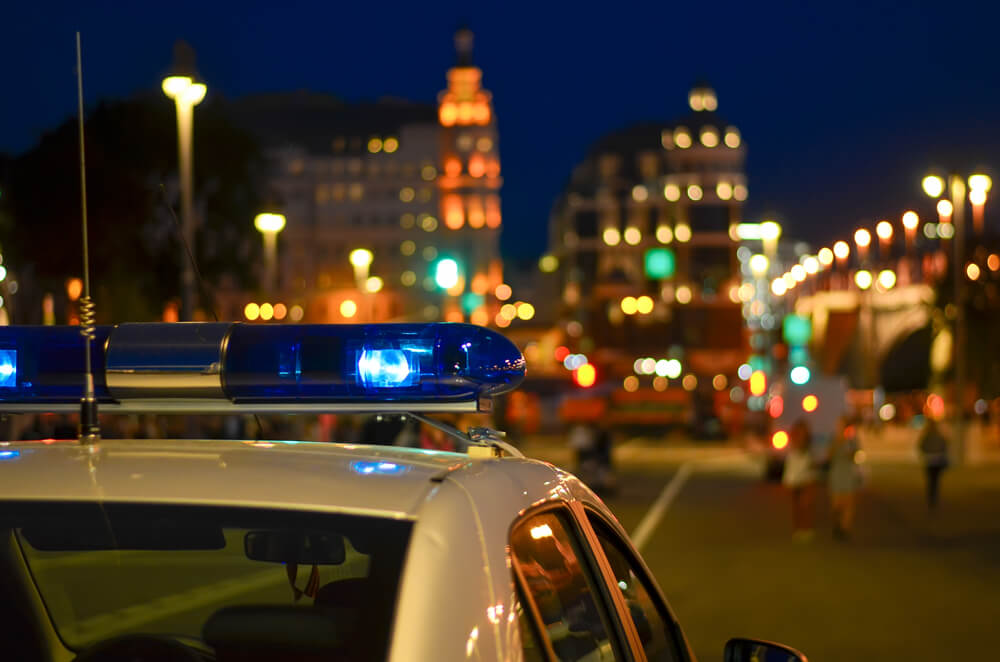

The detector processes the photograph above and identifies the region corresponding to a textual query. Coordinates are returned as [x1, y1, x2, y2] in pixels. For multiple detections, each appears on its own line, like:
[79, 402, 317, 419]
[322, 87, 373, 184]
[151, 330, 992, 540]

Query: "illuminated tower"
[437, 27, 503, 325]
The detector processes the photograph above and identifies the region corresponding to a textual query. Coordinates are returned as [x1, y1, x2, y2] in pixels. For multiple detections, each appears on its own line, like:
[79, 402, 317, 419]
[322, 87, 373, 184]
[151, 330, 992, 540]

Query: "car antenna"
[75, 32, 100, 445]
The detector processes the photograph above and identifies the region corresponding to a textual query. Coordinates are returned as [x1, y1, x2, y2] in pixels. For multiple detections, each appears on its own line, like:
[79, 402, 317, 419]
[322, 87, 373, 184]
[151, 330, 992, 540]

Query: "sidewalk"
[858, 421, 1000, 466]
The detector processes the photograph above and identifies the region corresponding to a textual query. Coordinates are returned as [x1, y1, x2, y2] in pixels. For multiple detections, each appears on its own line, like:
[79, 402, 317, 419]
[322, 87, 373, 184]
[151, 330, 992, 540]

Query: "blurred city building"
[547, 83, 747, 433]
[225, 27, 502, 325]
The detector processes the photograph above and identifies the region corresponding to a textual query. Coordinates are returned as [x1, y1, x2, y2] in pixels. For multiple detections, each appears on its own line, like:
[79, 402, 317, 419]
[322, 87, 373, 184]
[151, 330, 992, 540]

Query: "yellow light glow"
[700, 128, 719, 148]
[716, 181, 733, 200]
[902, 211, 919, 230]
[66, 278, 83, 302]
[400, 240, 416, 256]
[340, 299, 358, 318]
[663, 183, 681, 201]
[938, 223, 954, 239]
[703, 93, 717, 111]
[970, 189, 987, 206]
[878, 269, 896, 290]
[674, 129, 692, 149]
[802, 395, 819, 413]
[603, 228, 621, 246]
[724, 128, 741, 148]
[470, 309, 489, 326]
[632, 185, 649, 202]
[530, 524, 553, 539]
[367, 137, 383, 153]
[804, 256, 820, 274]
[254, 213, 286, 234]
[772, 431, 789, 450]
[791, 264, 807, 282]
[687, 184, 703, 201]
[771, 278, 788, 297]
[401, 271, 416, 286]
[349, 248, 373, 268]
[854, 228, 871, 248]
[273, 303, 287, 320]
[854, 270, 873, 290]
[922, 175, 945, 198]
[656, 225, 674, 243]
[399, 187, 415, 202]
[289, 305, 304, 321]
[539, 255, 559, 272]
[688, 92, 704, 111]
[733, 185, 748, 201]
[833, 241, 850, 260]
[739, 283, 756, 302]
[818, 248, 834, 266]
[621, 296, 638, 315]
[161, 75, 193, 99]
[968, 174, 992, 193]
[494, 313, 511, 328]
[937, 199, 954, 217]
[967, 263, 981, 281]
[365, 276, 384, 293]
[749, 370, 766, 396]
[517, 303, 536, 320]
[988, 254, 1000, 271]
[623, 376, 640, 392]
[383, 137, 399, 153]
[728, 285, 740, 303]
[675, 223, 692, 243]
[500, 304, 518, 320]
[782, 273, 796, 288]
[495, 284, 513, 301]
[876, 221, 893, 240]
[760, 221, 781, 241]
[713, 374, 727, 391]
[749, 254, 770, 277]
[624, 227, 642, 245]
[244, 303, 260, 321]
[675, 285, 693, 304]
[636, 295, 654, 315]
[259, 303, 274, 321]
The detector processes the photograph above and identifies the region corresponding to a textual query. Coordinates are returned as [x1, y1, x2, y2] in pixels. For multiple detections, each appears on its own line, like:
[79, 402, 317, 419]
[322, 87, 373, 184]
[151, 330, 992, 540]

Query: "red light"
[554, 345, 570, 362]
[802, 395, 818, 412]
[772, 431, 789, 449]
[574, 363, 597, 388]
[768, 396, 784, 418]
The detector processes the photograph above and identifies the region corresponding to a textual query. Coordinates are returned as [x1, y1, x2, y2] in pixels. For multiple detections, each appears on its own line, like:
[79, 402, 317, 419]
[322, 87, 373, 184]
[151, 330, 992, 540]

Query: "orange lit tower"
[437, 27, 503, 324]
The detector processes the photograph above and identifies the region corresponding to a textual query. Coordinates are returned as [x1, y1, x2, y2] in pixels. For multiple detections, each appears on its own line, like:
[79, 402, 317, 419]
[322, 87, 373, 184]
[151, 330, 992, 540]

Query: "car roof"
[0, 438, 574, 521]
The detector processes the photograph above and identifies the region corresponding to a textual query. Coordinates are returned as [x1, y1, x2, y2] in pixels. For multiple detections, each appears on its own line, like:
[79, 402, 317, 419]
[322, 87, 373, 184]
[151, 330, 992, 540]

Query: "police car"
[0, 322, 807, 662]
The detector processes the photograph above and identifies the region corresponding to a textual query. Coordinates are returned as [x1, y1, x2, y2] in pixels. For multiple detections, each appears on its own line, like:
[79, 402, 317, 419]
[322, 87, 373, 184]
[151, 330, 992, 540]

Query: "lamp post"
[968, 174, 991, 236]
[254, 213, 286, 296]
[162, 53, 206, 321]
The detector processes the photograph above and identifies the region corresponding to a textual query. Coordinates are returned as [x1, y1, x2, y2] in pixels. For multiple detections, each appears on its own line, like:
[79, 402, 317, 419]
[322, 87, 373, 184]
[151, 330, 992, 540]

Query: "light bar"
[0, 323, 525, 413]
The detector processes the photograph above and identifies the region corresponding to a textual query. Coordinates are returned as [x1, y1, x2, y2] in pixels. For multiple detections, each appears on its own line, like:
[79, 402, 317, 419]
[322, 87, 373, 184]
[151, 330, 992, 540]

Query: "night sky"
[2, 1, 999, 259]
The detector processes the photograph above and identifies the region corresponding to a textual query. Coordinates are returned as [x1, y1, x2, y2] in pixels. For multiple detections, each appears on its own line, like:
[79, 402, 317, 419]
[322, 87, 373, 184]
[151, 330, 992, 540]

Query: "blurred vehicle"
[0, 322, 806, 661]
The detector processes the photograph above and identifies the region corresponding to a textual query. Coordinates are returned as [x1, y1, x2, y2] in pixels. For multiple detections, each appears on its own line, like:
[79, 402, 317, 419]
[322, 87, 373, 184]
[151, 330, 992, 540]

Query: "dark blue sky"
[2, 1, 999, 258]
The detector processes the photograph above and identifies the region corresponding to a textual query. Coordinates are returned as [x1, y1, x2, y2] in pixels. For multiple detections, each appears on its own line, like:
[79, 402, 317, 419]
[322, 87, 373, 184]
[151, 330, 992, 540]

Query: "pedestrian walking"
[917, 417, 949, 510]
[782, 419, 819, 541]
[826, 417, 863, 540]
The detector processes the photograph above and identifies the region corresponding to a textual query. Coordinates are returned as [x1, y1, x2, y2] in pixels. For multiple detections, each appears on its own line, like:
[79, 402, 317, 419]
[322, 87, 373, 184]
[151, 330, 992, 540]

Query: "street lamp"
[968, 174, 991, 235]
[875, 220, 893, 261]
[854, 228, 872, 264]
[254, 212, 286, 296]
[162, 53, 207, 321]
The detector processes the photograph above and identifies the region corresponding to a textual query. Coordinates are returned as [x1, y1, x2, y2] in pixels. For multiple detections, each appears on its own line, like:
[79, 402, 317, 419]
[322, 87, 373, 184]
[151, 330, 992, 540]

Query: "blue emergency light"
[0, 323, 525, 413]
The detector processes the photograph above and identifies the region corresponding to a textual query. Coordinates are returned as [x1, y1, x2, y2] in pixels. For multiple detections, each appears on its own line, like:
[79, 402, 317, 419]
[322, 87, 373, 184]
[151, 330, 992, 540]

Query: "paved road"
[522, 438, 1000, 661]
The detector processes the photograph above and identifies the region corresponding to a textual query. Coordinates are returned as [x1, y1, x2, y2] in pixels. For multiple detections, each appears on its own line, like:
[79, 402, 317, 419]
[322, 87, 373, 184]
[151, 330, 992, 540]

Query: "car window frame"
[582, 506, 695, 662]
[508, 500, 639, 662]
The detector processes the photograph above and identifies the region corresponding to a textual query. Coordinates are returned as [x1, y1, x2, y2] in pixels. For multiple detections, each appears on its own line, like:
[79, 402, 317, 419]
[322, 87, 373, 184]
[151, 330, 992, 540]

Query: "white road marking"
[630, 462, 694, 552]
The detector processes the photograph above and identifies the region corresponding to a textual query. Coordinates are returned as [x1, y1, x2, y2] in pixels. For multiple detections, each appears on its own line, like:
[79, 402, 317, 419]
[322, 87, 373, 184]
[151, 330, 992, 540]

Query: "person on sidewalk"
[826, 417, 864, 540]
[917, 417, 949, 510]
[782, 419, 819, 541]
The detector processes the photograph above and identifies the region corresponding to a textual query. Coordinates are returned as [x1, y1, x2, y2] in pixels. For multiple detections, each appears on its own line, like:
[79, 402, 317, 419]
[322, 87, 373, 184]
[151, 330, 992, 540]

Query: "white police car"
[0, 323, 807, 662]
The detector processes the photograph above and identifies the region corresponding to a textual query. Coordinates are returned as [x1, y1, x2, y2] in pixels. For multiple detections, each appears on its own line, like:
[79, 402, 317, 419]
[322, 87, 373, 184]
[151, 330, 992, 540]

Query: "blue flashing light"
[0, 450, 20, 460]
[351, 460, 409, 475]
[357, 348, 419, 388]
[0, 323, 525, 410]
[0, 349, 16, 388]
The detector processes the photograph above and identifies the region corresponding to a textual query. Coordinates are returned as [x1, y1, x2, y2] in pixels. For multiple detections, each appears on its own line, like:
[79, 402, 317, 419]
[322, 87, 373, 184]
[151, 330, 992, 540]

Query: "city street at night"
[522, 436, 1000, 661]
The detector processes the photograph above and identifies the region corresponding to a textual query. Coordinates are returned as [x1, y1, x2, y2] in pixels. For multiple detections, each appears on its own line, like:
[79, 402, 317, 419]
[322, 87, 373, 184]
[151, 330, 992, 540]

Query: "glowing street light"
[749, 254, 769, 278]
[162, 43, 207, 320]
[877, 269, 896, 290]
[854, 228, 872, 264]
[833, 241, 850, 263]
[254, 212, 286, 296]
[936, 199, 954, 223]
[854, 270, 873, 290]
[968, 174, 991, 235]
[922, 175, 945, 198]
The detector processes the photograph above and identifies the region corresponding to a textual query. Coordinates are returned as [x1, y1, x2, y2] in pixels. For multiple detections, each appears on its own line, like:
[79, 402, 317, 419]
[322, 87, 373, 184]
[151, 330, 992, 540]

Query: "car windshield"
[4, 501, 412, 660]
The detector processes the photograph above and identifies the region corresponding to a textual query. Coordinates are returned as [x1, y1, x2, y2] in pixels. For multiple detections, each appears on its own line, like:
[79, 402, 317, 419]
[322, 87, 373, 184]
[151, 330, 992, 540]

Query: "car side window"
[511, 509, 622, 661]
[589, 515, 685, 662]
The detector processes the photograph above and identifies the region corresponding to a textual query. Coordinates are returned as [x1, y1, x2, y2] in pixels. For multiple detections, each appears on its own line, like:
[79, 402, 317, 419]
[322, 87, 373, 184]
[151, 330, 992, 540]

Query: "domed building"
[547, 83, 748, 430]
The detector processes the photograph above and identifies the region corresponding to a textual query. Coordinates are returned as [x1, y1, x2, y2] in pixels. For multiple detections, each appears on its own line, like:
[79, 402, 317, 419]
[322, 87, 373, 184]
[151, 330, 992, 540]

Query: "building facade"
[549, 83, 748, 425]
[227, 28, 502, 326]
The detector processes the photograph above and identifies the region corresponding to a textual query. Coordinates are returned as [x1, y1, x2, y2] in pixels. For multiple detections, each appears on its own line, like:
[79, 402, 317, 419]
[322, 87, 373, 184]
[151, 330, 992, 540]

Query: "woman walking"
[782, 419, 819, 541]
[827, 417, 863, 540]
[918, 418, 949, 510]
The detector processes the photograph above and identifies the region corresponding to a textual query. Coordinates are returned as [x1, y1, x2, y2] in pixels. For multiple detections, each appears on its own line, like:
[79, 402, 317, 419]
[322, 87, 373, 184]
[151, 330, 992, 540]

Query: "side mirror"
[724, 637, 808, 662]
[244, 530, 346, 565]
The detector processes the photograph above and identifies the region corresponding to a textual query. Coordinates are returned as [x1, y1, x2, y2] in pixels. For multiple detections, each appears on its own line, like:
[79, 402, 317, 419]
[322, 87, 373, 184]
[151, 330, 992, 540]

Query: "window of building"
[348, 159, 362, 176]
[598, 155, 620, 180]
[349, 183, 364, 201]
[638, 152, 659, 180]
[476, 136, 493, 152]
[288, 159, 305, 175]
[576, 211, 598, 239]
[510, 509, 622, 662]
[332, 137, 346, 152]
[457, 133, 474, 151]
[331, 184, 346, 202]
[688, 205, 730, 234]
